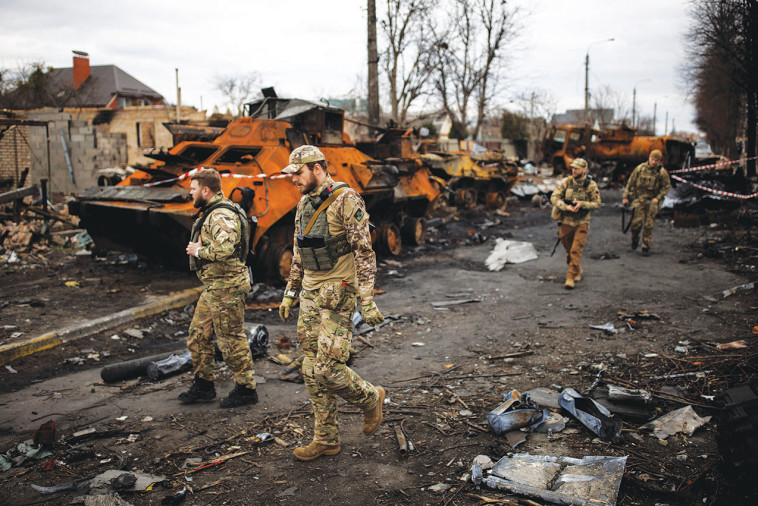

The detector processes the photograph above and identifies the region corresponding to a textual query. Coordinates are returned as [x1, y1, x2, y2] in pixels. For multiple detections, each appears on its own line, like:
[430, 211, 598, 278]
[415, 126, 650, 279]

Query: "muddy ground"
[1, 187, 756, 505]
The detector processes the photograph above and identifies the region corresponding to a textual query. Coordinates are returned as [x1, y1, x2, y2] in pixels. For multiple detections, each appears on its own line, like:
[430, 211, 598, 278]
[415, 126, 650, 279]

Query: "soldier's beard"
[193, 196, 209, 208]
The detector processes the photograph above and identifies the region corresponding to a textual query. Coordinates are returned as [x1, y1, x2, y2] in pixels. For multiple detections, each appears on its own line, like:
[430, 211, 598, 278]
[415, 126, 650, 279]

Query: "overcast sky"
[0, 0, 698, 133]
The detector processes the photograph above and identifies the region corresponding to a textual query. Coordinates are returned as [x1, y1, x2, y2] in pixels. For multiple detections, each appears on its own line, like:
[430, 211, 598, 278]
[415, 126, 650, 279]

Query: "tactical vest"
[189, 200, 252, 271]
[636, 166, 666, 199]
[297, 183, 352, 271]
[551, 176, 592, 221]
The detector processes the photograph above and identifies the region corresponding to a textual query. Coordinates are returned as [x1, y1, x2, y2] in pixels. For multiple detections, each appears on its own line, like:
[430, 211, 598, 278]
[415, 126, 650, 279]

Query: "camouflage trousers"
[559, 223, 589, 280]
[630, 200, 659, 249]
[298, 280, 380, 446]
[187, 282, 256, 389]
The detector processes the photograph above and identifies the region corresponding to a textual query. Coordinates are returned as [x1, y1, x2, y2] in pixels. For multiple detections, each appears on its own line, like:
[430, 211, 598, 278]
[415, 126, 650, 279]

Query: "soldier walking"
[550, 158, 601, 289]
[180, 168, 259, 408]
[278, 145, 385, 461]
[623, 149, 671, 255]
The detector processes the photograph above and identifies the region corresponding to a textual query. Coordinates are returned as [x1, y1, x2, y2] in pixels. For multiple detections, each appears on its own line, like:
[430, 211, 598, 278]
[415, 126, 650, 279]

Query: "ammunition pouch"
[297, 233, 351, 271]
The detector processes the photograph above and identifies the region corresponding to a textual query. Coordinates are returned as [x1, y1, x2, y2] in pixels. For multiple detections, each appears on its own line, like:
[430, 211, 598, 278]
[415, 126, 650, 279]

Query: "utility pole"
[632, 79, 650, 129]
[665, 111, 668, 135]
[175, 68, 181, 123]
[653, 102, 657, 136]
[584, 38, 614, 123]
[367, 0, 380, 128]
[632, 86, 636, 128]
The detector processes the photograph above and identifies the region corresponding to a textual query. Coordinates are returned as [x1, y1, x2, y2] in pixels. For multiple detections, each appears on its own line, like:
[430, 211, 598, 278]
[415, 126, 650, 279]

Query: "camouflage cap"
[570, 158, 588, 169]
[282, 145, 325, 174]
[649, 149, 663, 160]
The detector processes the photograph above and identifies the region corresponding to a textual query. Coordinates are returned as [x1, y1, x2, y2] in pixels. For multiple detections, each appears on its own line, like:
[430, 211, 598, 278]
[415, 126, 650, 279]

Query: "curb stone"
[0, 286, 203, 366]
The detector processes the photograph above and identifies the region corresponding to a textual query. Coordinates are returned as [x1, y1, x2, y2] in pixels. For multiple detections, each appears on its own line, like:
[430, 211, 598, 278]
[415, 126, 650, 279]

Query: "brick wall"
[0, 125, 32, 189]
[26, 110, 128, 194]
[67, 106, 206, 165]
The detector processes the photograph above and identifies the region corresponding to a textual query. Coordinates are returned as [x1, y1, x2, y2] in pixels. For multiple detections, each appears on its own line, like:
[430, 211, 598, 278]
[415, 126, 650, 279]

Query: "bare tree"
[683, 0, 757, 175]
[212, 72, 262, 117]
[512, 89, 557, 138]
[379, 0, 436, 124]
[432, 0, 519, 139]
[591, 85, 631, 127]
[0, 61, 77, 109]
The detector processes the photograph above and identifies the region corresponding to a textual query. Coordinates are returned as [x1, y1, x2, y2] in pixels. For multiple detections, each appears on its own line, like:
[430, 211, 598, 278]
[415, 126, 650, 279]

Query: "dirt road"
[1, 188, 755, 505]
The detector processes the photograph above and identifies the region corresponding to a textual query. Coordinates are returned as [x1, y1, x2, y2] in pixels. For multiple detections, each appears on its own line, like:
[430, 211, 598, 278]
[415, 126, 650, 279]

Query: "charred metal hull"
[69, 98, 440, 280]
[69, 186, 194, 267]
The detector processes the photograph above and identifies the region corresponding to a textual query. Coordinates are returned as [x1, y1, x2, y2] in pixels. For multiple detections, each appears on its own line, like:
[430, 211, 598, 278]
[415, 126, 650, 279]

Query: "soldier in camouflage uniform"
[278, 145, 385, 461]
[551, 158, 601, 289]
[180, 168, 258, 408]
[623, 149, 671, 256]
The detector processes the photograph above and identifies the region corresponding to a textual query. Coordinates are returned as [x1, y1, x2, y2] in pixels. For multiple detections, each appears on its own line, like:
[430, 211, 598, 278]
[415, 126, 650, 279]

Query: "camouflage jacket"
[287, 176, 377, 301]
[190, 192, 249, 290]
[550, 175, 601, 226]
[624, 162, 671, 203]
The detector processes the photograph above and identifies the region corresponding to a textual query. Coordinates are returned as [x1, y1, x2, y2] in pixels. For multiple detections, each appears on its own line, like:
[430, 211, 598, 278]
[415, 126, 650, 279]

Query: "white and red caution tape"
[141, 166, 291, 187]
[671, 174, 758, 200]
[670, 155, 758, 174]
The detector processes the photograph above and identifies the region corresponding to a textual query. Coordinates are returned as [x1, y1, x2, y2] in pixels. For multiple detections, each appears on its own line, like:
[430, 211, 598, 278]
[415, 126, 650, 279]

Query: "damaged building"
[0, 51, 205, 194]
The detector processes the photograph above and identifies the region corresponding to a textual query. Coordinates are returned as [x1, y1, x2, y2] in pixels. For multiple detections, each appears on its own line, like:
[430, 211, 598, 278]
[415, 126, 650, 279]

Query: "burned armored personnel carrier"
[420, 151, 520, 210]
[69, 96, 439, 281]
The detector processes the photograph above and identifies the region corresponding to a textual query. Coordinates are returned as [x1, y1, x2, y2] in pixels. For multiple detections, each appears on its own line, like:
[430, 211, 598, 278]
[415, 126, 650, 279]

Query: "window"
[137, 122, 155, 148]
[176, 145, 219, 163]
[215, 147, 262, 164]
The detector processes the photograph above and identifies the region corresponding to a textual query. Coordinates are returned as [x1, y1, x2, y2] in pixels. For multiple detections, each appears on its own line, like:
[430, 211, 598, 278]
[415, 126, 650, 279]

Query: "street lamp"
[632, 78, 650, 129]
[584, 38, 615, 123]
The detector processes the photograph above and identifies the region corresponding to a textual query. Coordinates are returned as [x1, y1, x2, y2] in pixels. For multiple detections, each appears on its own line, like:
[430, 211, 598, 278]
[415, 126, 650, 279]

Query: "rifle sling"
[303, 186, 347, 235]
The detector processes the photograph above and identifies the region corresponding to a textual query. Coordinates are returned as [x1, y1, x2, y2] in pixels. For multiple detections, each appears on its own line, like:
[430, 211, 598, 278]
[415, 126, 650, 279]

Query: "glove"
[279, 295, 294, 322]
[361, 300, 384, 327]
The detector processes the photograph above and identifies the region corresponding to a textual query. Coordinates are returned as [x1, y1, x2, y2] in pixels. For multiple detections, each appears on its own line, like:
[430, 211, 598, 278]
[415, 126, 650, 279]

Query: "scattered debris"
[485, 239, 538, 271]
[487, 390, 547, 435]
[591, 385, 655, 422]
[721, 282, 755, 299]
[473, 453, 627, 506]
[590, 322, 625, 335]
[716, 340, 747, 350]
[640, 405, 712, 439]
[559, 388, 622, 442]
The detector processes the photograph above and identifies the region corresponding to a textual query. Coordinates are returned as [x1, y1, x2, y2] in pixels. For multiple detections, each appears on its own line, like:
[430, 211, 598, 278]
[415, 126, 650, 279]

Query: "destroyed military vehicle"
[355, 125, 519, 211]
[544, 123, 694, 180]
[69, 96, 439, 281]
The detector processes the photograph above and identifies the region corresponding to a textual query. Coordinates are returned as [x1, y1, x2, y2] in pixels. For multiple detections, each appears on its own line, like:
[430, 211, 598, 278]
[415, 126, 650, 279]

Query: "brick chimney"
[72, 50, 90, 89]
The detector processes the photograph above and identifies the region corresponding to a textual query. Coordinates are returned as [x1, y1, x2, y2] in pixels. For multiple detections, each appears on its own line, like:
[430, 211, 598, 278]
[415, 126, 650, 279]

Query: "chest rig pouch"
[298, 183, 352, 271]
[551, 176, 592, 221]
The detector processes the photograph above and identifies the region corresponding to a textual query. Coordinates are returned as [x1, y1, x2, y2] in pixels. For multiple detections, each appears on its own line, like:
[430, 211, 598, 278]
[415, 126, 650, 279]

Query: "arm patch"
[353, 208, 365, 222]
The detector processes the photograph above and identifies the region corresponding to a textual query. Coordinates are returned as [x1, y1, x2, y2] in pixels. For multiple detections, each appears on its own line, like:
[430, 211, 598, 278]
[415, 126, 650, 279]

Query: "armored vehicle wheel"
[485, 191, 507, 210]
[376, 222, 402, 256]
[261, 243, 293, 283]
[401, 217, 427, 246]
[456, 188, 477, 209]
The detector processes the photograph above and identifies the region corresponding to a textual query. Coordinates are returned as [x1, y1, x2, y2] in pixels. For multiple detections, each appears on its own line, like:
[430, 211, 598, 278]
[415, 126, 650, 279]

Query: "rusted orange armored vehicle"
[589, 125, 694, 180]
[69, 97, 439, 281]
[544, 123, 694, 179]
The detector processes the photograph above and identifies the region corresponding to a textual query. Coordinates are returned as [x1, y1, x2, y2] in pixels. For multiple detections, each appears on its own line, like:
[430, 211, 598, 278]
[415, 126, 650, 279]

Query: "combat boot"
[631, 237, 639, 250]
[574, 267, 583, 282]
[219, 383, 258, 408]
[564, 277, 575, 289]
[641, 247, 650, 256]
[293, 442, 341, 461]
[362, 386, 386, 435]
[178, 375, 216, 403]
